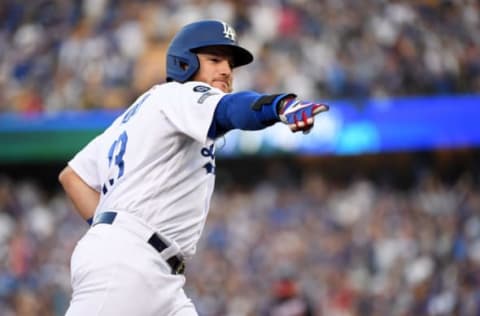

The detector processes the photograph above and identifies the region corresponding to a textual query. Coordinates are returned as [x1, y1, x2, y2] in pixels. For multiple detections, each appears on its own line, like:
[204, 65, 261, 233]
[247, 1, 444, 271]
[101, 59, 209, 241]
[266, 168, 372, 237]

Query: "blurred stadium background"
[1, 0, 480, 315]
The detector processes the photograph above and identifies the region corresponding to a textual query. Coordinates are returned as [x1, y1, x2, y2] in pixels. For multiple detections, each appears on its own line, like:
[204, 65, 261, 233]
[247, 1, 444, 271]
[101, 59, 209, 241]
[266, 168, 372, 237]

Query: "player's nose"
[218, 59, 232, 76]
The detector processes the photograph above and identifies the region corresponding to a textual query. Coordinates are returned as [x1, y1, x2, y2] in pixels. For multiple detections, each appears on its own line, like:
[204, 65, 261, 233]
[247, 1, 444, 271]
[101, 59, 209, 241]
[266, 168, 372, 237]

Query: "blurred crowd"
[1, 0, 480, 314]
[0, 0, 479, 113]
[0, 162, 479, 315]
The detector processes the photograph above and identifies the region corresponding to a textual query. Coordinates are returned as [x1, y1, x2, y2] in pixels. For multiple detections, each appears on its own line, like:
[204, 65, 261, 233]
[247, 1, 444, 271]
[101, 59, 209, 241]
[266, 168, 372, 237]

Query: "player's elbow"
[58, 166, 74, 189]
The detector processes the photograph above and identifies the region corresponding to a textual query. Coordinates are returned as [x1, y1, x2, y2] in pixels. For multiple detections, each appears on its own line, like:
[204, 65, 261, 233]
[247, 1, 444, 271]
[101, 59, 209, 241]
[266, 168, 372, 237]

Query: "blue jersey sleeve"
[208, 91, 291, 138]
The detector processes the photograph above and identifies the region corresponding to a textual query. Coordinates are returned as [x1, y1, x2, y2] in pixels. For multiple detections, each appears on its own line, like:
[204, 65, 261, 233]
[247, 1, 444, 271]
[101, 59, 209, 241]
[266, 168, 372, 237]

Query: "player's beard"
[211, 79, 232, 93]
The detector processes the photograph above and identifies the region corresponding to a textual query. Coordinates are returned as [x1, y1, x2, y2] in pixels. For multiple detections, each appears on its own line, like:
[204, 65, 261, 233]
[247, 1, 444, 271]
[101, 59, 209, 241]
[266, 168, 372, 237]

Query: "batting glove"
[278, 98, 329, 133]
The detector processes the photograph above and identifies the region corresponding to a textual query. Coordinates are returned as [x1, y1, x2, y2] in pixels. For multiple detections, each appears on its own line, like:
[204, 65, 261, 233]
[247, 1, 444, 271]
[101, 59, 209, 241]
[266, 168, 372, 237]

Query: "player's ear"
[180, 61, 189, 71]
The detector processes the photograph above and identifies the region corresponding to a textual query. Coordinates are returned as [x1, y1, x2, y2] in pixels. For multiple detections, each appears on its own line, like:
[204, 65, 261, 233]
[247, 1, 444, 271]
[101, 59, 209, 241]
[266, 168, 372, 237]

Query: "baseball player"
[59, 20, 329, 316]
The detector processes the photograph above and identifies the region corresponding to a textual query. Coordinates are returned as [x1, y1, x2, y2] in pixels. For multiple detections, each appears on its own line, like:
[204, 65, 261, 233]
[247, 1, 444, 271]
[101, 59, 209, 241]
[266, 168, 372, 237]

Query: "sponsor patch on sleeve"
[198, 92, 219, 104]
[193, 85, 211, 93]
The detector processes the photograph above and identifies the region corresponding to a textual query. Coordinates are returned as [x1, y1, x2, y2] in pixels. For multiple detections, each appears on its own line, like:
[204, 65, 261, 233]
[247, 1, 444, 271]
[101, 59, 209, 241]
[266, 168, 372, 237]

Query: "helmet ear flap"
[166, 51, 199, 82]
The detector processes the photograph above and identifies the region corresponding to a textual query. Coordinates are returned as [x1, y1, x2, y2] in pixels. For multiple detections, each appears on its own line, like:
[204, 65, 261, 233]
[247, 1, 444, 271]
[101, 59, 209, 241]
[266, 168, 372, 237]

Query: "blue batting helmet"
[166, 20, 254, 82]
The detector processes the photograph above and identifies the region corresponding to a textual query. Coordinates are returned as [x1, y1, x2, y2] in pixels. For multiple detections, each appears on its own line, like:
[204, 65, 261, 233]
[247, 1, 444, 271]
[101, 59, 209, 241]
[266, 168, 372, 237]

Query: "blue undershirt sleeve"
[208, 91, 290, 138]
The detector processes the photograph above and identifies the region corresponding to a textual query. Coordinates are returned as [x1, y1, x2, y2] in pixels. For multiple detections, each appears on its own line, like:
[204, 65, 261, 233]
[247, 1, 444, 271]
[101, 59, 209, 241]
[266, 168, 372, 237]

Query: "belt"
[92, 212, 185, 275]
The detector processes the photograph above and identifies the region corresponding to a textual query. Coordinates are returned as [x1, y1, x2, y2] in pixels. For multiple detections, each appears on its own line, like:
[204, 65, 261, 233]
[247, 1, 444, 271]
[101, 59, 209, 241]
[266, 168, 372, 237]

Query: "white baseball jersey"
[68, 81, 225, 258]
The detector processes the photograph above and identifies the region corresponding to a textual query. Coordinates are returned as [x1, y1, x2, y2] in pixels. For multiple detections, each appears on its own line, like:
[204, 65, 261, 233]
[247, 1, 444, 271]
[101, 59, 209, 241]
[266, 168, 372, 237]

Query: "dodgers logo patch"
[193, 85, 211, 93]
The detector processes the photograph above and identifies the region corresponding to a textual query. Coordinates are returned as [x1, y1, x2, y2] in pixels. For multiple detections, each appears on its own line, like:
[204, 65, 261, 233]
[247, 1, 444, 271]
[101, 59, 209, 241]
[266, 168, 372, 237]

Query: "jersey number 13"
[102, 131, 128, 195]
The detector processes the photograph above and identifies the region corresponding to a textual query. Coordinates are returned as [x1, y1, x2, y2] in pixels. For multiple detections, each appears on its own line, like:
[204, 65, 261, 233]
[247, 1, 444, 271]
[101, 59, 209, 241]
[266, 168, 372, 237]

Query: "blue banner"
[1, 94, 479, 157]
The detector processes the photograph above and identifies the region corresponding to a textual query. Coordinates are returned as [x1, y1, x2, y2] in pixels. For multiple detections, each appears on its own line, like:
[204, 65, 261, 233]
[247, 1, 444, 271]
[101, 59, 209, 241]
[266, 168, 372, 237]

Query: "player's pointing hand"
[278, 98, 330, 133]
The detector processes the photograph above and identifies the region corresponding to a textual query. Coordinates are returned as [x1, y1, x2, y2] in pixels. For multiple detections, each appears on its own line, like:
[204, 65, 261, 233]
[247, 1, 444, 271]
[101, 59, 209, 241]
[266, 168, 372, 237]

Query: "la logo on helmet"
[222, 22, 236, 41]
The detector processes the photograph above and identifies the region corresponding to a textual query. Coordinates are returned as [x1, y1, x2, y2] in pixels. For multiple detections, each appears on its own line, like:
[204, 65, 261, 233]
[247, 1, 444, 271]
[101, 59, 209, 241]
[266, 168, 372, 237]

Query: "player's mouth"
[212, 80, 231, 93]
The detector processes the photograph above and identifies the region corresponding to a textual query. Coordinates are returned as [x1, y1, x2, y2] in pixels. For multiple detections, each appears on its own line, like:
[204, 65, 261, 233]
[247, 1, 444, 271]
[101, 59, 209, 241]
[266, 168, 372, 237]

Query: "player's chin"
[212, 81, 231, 93]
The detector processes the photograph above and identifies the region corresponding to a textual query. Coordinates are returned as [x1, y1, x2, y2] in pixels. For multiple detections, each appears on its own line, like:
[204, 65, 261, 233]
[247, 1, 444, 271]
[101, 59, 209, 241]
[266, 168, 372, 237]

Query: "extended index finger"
[312, 104, 330, 115]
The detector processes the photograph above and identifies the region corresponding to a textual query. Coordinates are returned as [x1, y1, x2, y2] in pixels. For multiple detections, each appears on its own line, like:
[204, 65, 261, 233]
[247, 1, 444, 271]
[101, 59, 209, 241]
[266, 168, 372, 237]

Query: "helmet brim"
[229, 45, 254, 68]
[192, 44, 254, 68]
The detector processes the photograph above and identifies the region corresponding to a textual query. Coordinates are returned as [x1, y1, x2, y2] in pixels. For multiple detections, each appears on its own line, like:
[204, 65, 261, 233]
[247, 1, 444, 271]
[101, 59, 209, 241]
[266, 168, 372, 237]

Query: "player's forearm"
[58, 166, 99, 222]
[208, 91, 295, 137]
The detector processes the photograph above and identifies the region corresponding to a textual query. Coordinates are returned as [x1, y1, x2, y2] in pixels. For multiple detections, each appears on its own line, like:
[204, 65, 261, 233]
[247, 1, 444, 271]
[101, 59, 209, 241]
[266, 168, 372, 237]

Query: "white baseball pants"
[65, 213, 198, 316]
